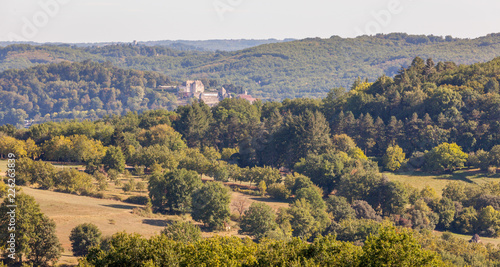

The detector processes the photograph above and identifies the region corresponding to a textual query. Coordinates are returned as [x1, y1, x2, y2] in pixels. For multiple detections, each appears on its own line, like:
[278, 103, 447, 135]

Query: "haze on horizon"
[1, 0, 499, 43]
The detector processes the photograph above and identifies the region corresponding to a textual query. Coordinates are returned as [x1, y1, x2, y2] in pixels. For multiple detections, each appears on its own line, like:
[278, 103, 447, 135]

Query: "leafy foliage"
[191, 182, 231, 230]
[161, 221, 201, 243]
[70, 223, 102, 256]
[239, 202, 278, 240]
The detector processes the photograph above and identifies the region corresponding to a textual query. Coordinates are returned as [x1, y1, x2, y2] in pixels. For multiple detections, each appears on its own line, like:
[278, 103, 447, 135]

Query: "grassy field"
[384, 168, 500, 196]
[434, 230, 500, 246]
[0, 159, 289, 265]
[0, 159, 9, 175]
[19, 184, 289, 266]
[19, 187, 178, 265]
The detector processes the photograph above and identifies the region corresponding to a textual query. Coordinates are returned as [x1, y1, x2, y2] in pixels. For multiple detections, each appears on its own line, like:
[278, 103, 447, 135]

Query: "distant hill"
[0, 61, 175, 126]
[1, 33, 500, 100]
[0, 38, 294, 52]
[140, 39, 296, 51]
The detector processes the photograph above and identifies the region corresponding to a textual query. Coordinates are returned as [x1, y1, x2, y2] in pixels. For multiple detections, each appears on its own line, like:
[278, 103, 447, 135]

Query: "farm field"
[0, 159, 8, 175]
[442, 231, 500, 246]
[19, 187, 175, 265]
[384, 168, 500, 196]
[15, 179, 289, 265]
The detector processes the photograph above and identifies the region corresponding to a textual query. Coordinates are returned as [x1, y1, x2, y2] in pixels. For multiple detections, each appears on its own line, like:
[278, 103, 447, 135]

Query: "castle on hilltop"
[175, 80, 257, 106]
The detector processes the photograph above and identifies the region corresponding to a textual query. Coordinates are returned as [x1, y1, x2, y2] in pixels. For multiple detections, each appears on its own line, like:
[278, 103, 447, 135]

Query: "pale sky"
[1, 0, 499, 43]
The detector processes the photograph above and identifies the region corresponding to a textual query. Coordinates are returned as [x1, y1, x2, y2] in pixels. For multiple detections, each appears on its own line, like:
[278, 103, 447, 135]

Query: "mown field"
[0, 160, 290, 265]
[0, 159, 8, 175]
[384, 168, 500, 196]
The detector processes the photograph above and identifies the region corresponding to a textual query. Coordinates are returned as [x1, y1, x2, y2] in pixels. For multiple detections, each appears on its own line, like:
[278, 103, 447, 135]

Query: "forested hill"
[0, 61, 175, 126]
[0, 38, 293, 52]
[2, 33, 500, 100]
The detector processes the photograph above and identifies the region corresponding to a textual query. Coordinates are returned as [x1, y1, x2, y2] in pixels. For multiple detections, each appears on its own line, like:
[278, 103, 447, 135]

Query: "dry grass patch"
[20, 186, 179, 266]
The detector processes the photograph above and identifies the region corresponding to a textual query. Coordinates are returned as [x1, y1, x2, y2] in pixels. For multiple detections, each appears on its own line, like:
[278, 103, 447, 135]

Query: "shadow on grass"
[250, 197, 292, 204]
[398, 169, 494, 184]
[142, 219, 174, 227]
[100, 204, 137, 210]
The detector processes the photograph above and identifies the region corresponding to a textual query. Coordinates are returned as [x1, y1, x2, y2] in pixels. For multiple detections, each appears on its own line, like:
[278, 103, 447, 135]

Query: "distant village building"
[219, 87, 231, 99]
[237, 94, 257, 104]
[200, 93, 219, 106]
[178, 80, 205, 97]
[176, 80, 257, 106]
[470, 234, 481, 243]
[24, 119, 33, 128]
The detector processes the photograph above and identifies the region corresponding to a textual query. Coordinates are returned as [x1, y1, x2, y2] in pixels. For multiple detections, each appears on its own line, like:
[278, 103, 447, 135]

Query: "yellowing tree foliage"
[424, 142, 468, 172]
[383, 145, 406, 171]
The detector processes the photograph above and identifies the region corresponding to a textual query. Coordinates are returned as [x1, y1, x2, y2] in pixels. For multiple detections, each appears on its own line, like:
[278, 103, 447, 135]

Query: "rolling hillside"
[1, 33, 500, 101]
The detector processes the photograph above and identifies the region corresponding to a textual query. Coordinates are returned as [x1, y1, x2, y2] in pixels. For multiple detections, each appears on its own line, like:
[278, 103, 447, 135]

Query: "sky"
[1, 0, 499, 43]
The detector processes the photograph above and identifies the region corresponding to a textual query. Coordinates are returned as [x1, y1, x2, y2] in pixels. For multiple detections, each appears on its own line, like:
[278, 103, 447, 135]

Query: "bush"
[161, 221, 201, 243]
[230, 212, 240, 222]
[488, 166, 497, 175]
[136, 181, 146, 192]
[123, 178, 136, 192]
[107, 169, 119, 181]
[124, 196, 150, 205]
[221, 147, 239, 160]
[235, 188, 260, 196]
[239, 202, 278, 240]
[0, 181, 7, 197]
[133, 165, 145, 176]
[326, 195, 355, 222]
[94, 172, 108, 191]
[267, 184, 291, 200]
[352, 200, 382, 221]
[70, 223, 102, 256]
[408, 151, 425, 169]
[258, 181, 267, 196]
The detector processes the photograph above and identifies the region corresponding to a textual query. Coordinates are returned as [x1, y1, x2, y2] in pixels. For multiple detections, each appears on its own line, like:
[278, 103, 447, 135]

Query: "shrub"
[123, 178, 136, 192]
[352, 200, 382, 221]
[326, 195, 355, 222]
[423, 143, 468, 172]
[70, 223, 102, 256]
[383, 145, 406, 171]
[239, 202, 277, 240]
[133, 165, 145, 176]
[230, 212, 240, 222]
[258, 181, 267, 196]
[267, 184, 291, 200]
[124, 196, 150, 205]
[161, 221, 201, 243]
[107, 169, 119, 181]
[136, 181, 146, 192]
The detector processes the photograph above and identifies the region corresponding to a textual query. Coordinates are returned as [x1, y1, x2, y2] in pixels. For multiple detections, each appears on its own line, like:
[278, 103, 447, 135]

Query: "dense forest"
[1, 33, 500, 100]
[0, 61, 176, 126]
